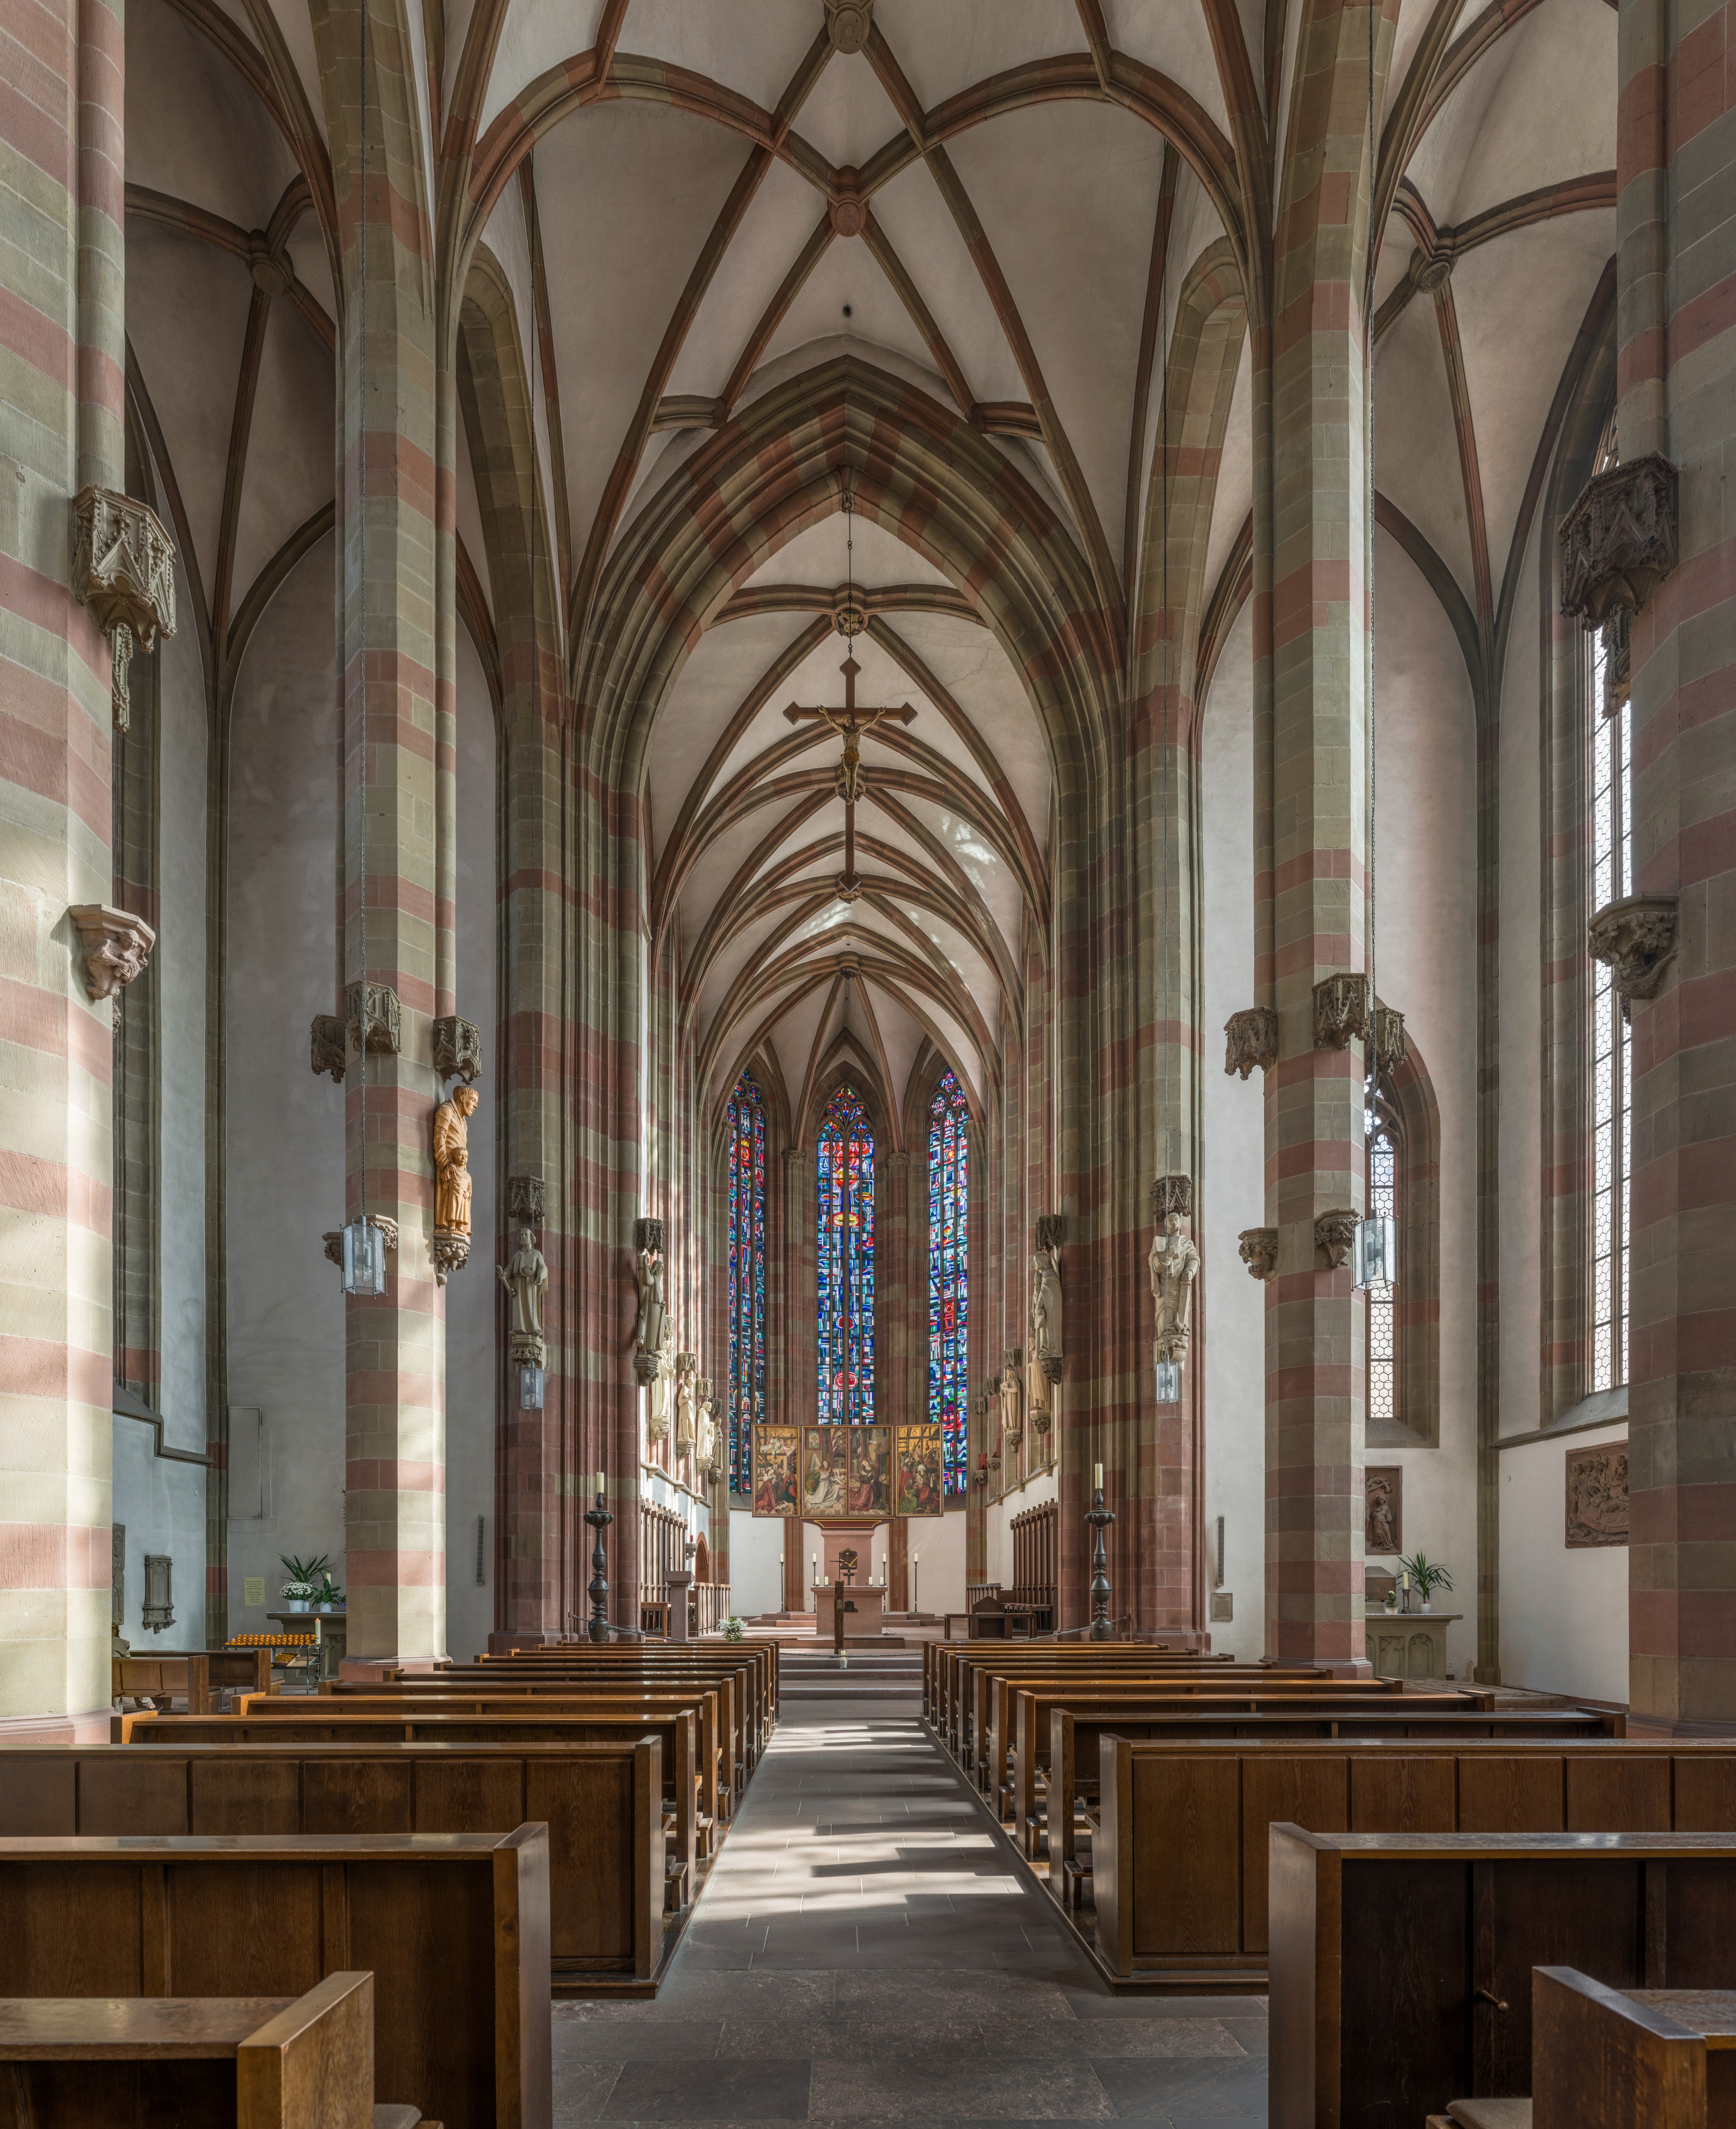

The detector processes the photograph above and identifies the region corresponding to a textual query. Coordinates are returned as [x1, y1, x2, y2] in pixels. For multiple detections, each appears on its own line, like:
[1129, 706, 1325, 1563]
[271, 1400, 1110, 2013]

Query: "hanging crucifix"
[783, 654, 916, 903]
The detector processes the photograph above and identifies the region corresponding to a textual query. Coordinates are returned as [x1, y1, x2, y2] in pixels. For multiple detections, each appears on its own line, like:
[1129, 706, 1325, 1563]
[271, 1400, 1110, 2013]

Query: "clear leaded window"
[927, 1068, 969, 1497]
[725, 1072, 766, 1493]
[1365, 1090, 1399, 1424]
[816, 1084, 875, 1422]
[1589, 626, 1632, 1392]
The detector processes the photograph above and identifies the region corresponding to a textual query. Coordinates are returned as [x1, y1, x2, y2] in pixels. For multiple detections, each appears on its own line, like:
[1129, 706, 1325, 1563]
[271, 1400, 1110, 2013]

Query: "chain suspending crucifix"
[784, 655, 916, 903]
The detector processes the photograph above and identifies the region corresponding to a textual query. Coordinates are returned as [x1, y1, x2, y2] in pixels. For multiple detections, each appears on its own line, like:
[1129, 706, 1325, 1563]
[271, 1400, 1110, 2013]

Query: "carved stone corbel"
[1313, 973, 1372, 1051]
[1033, 1213, 1065, 1252]
[431, 1231, 470, 1285]
[1374, 1004, 1408, 1074]
[1151, 1174, 1193, 1222]
[322, 1215, 398, 1267]
[71, 486, 177, 731]
[509, 1175, 546, 1225]
[345, 981, 401, 1055]
[1224, 1006, 1279, 1078]
[1589, 892, 1679, 1002]
[310, 1014, 347, 1083]
[1560, 453, 1679, 625]
[1238, 1227, 1279, 1281]
[68, 904, 155, 1000]
[1314, 1208, 1360, 1271]
[433, 1015, 482, 1083]
[634, 1217, 665, 1254]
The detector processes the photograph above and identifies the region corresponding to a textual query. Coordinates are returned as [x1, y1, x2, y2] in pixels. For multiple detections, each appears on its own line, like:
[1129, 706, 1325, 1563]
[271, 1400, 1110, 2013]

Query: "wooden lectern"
[813, 1583, 885, 1641]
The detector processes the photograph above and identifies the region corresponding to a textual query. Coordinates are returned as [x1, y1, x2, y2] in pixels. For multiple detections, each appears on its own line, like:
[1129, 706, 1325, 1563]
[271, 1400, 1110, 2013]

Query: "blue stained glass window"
[816, 1085, 875, 1423]
[726, 1074, 767, 1493]
[928, 1069, 969, 1495]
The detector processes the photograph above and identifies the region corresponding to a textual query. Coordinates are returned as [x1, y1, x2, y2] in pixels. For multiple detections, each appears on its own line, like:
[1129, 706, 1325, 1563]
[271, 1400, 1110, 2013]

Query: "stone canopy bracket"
[1224, 1006, 1278, 1078]
[1151, 1174, 1193, 1223]
[345, 981, 402, 1057]
[310, 1014, 346, 1083]
[1590, 892, 1679, 1003]
[1560, 452, 1680, 626]
[1313, 973, 1371, 1051]
[323, 1215, 398, 1268]
[68, 903, 155, 1001]
[71, 486, 177, 732]
[509, 1174, 546, 1225]
[433, 1015, 482, 1083]
[1314, 1208, 1359, 1271]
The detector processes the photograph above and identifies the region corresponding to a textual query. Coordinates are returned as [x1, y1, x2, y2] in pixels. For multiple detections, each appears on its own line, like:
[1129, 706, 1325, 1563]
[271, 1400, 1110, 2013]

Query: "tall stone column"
[1619, 0, 1736, 1732]
[0, 0, 135, 1730]
[780, 1146, 807, 1613]
[315, 0, 449, 1663]
[1256, 0, 1390, 1670]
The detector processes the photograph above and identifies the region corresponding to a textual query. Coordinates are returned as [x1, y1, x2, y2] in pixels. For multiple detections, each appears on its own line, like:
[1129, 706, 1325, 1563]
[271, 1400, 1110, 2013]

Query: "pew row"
[1041, 1706, 1626, 1872]
[1267, 1826, 1736, 2129]
[0, 1828, 551, 2129]
[113, 1648, 275, 1714]
[113, 1711, 701, 1909]
[1084, 1735, 1731, 1989]
[0, 1740, 667, 1989]
[0, 1975, 424, 2129]
[465, 1641, 780, 1731]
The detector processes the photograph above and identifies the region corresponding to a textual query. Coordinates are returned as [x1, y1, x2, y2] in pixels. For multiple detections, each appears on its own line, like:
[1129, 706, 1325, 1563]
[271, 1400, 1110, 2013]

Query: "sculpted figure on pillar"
[498, 1228, 548, 1365]
[634, 1233, 667, 1367]
[1148, 1210, 1201, 1363]
[1029, 1250, 1062, 1366]
[998, 1356, 1022, 1441]
[645, 1326, 674, 1444]
[433, 1085, 480, 1235]
[674, 1352, 698, 1457]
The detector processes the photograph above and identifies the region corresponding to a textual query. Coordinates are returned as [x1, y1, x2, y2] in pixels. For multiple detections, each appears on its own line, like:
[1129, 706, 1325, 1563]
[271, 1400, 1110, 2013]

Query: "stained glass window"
[816, 1084, 875, 1422]
[725, 1074, 767, 1493]
[1365, 1093, 1398, 1423]
[928, 1069, 969, 1496]
[1589, 624, 1632, 1392]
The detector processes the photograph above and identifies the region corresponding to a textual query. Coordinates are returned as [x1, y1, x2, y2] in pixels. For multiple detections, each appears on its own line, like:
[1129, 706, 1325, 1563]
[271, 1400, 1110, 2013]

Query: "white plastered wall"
[1498, 1423, 1627, 1702]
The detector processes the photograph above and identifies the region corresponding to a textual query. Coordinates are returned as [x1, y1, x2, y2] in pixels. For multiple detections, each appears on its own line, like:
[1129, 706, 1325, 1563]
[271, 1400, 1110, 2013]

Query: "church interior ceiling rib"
[125, 0, 1615, 1135]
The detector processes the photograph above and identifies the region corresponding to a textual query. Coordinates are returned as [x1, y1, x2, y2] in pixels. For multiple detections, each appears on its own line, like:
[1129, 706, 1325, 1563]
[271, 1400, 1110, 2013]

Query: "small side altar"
[814, 1585, 884, 1640]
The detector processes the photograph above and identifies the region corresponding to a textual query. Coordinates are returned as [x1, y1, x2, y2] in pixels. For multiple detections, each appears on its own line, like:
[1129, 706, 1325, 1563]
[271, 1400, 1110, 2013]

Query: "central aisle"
[555, 1684, 1269, 2125]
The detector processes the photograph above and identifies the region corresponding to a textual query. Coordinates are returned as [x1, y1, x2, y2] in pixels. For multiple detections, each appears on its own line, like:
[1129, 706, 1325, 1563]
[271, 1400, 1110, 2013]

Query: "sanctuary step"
[778, 1651, 923, 1700]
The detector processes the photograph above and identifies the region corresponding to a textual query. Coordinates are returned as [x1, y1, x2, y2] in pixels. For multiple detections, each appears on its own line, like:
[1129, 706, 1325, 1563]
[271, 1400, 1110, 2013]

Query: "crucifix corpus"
[784, 656, 916, 903]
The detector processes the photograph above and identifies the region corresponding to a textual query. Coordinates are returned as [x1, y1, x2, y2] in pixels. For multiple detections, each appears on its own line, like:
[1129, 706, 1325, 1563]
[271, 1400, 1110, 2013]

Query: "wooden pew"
[0, 1974, 400, 2129]
[452, 1648, 774, 1771]
[1047, 1707, 1627, 1878]
[112, 1648, 274, 1714]
[232, 1686, 725, 1841]
[1531, 1967, 1735, 2129]
[991, 1679, 1490, 1826]
[1087, 1732, 1717, 1986]
[472, 1639, 780, 1727]
[0, 1739, 666, 1989]
[1267, 1826, 1736, 2129]
[928, 1643, 1245, 1744]
[0, 1828, 551, 2129]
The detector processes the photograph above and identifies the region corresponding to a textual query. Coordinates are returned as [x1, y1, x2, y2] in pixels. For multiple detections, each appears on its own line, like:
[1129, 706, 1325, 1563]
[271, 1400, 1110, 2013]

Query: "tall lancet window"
[816, 1084, 875, 1421]
[928, 1069, 969, 1496]
[725, 1072, 767, 1494]
[1590, 622, 1633, 1390]
[1365, 1088, 1400, 1425]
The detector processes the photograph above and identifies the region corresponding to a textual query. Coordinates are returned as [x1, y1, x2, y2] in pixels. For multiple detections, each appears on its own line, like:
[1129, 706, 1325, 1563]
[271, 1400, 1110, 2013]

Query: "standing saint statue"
[1029, 1249, 1062, 1363]
[673, 1355, 698, 1457]
[646, 1325, 674, 1443]
[1148, 1210, 1201, 1361]
[634, 1244, 666, 1358]
[498, 1229, 548, 1356]
[998, 1360, 1022, 1440]
[433, 1085, 480, 1234]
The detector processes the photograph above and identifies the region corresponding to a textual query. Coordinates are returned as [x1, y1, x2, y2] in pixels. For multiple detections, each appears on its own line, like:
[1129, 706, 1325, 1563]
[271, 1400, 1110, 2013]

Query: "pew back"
[1267, 1827, 1736, 2129]
[1532, 1967, 1736, 2129]
[0, 1741, 665, 1985]
[0, 1829, 551, 2129]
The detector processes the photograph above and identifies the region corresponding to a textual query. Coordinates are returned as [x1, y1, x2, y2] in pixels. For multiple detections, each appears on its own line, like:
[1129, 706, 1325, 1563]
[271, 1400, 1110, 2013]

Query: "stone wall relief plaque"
[1565, 1441, 1628, 1548]
[1365, 1466, 1402, 1556]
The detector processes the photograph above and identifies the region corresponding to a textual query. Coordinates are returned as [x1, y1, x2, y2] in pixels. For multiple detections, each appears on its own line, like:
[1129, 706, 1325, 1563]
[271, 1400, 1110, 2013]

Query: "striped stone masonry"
[1619, 0, 1736, 1732]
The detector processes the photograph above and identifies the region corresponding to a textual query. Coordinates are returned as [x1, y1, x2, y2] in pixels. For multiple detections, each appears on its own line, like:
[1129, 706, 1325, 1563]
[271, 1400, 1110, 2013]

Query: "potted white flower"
[722, 1616, 745, 1643]
[279, 1554, 329, 1614]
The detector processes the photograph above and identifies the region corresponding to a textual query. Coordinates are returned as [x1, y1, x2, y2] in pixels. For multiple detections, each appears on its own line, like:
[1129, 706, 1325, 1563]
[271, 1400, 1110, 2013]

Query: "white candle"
[1094, 1462, 1103, 1490]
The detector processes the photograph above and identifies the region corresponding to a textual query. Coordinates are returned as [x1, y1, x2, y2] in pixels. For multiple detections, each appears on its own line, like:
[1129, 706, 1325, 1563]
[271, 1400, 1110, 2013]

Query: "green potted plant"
[1398, 1552, 1453, 1613]
[279, 1554, 329, 1614]
[314, 1572, 343, 1614]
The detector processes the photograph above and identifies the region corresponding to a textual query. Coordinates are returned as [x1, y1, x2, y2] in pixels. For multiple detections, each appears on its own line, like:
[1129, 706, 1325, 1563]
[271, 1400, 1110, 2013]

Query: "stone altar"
[1365, 1608, 1460, 1681]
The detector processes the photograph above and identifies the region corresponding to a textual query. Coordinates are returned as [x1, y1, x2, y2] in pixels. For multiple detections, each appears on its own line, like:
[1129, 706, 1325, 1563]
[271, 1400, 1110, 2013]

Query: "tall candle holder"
[584, 1483, 613, 1643]
[1086, 1466, 1115, 1641]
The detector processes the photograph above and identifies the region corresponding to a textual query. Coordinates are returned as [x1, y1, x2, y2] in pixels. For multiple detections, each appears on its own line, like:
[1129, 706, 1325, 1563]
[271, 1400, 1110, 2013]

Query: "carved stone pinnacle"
[1314, 1208, 1360, 1272]
[1224, 1006, 1279, 1078]
[1589, 892, 1679, 1002]
[1238, 1227, 1279, 1281]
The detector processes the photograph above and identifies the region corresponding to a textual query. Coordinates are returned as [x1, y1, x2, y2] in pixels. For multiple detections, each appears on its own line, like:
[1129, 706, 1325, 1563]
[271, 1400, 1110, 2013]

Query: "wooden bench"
[464, 1646, 778, 1767]
[1037, 1699, 1623, 1868]
[0, 1828, 551, 2129]
[0, 1738, 667, 1989]
[113, 1649, 274, 1714]
[0, 1974, 421, 2129]
[116, 1709, 701, 1901]
[251, 1687, 728, 1833]
[1085, 1732, 1723, 1986]
[925, 1642, 1239, 1741]
[1267, 1826, 1736, 2129]
[993, 1681, 1492, 1829]
[470, 1640, 780, 1727]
